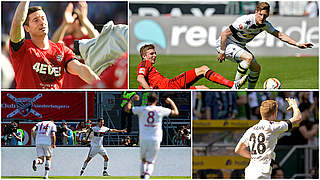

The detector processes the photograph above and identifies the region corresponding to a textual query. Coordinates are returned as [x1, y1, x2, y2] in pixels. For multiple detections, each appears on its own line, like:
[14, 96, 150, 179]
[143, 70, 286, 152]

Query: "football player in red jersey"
[9, 1, 99, 89]
[137, 44, 247, 89]
[52, 2, 99, 88]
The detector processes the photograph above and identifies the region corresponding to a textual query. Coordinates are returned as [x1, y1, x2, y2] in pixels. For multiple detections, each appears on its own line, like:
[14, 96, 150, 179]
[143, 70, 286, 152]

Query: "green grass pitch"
[2, 176, 190, 179]
[129, 55, 318, 89]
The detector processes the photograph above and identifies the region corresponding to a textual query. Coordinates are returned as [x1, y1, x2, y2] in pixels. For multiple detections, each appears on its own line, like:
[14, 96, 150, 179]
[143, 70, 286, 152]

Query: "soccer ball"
[263, 78, 281, 89]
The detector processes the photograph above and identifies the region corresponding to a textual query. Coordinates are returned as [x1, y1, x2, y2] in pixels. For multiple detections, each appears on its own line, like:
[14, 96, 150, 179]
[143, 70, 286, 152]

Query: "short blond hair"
[260, 100, 277, 119]
[140, 44, 155, 59]
[256, 2, 270, 13]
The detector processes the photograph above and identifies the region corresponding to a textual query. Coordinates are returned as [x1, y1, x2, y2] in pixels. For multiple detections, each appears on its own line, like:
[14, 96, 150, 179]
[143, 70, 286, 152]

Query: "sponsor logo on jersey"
[139, 68, 146, 74]
[239, 24, 243, 29]
[55, 53, 63, 62]
[6, 93, 43, 118]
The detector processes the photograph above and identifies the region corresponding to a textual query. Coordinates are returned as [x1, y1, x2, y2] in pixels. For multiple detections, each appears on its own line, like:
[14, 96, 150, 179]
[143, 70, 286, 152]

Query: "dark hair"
[140, 44, 155, 59]
[23, 6, 43, 26]
[97, 118, 104, 123]
[148, 92, 158, 104]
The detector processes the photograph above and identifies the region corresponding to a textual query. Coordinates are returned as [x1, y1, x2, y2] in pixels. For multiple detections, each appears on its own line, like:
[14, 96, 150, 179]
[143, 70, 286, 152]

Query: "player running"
[217, 2, 313, 89]
[235, 98, 302, 179]
[9, 1, 99, 89]
[80, 118, 126, 176]
[137, 44, 248, 89]
[125, 93, 179, 179]
[31, 119, 57, 179]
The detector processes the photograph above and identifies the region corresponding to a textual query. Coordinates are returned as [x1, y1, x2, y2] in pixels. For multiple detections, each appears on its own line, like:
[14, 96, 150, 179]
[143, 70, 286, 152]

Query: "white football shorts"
[140, 139, 160, 163]
[216, 39, 256, 63]
[88, 146, 108, 158]
[245, 164, 272, 179]
[36, 144, 53, 157]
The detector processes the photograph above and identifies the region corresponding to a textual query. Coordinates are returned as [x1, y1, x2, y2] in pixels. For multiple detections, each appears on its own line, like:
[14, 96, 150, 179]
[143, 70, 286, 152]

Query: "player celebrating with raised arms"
[31, 119, 57, 179]
[217, 2, 313, 89]
[9, 1, 100, 89]
[137, 44, 248, 89]
[80, 118, 126, 176]
[125, 93, 179, 179]
[235, 98, 302, 179]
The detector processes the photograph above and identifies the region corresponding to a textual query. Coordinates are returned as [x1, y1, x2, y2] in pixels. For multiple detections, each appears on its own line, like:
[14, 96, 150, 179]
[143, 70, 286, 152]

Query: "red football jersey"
[9, 39, 76, 89]
[136, 60, 168, 89]
[61, 35, 89, 89]
[90, 52, 128, 89]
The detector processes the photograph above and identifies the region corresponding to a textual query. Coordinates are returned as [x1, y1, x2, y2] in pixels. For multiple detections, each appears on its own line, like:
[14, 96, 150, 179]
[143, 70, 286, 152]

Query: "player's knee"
[196, 65, 209, 75]
[242, 53, 254, 64]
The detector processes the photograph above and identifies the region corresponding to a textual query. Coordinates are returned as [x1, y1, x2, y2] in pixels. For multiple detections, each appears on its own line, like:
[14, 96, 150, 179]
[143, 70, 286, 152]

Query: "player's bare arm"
[217, 27, 232, 63]
[286, 98, 302, 125]
[271, 30, 313, 49]
[165, 98, 179, 116]
[67, 60, 100, 84]
[31, 126, 36, 143]
[75, 1, 99, 38]
[51, 3, 75, 43]
[51, 132, 56, 148]
[10, 1, 30, 43]
[109, 129, 127, 133]
[235, 141, 251, 159]
[137, 75, 152, 89]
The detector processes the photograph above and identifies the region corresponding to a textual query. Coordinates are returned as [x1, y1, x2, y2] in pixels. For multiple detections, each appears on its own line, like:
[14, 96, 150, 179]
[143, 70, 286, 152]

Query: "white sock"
[145, 162, 154, 177]
[248, 71, 260, 89]
[235, 61, 249, 81]
[104, 160, 108, 171]
[82, 161, 88, 170]
[44, 160, 51, 177]
[141, 162, 146, 176]
[37, 158, 44, 165]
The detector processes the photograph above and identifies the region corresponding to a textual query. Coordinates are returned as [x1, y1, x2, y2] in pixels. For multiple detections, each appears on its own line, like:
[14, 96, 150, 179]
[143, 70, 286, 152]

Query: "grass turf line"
[129, 55, 318, 89]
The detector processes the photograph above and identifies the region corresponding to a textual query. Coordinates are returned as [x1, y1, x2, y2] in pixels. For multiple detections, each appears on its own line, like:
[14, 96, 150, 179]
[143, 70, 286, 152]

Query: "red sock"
[205, 70, 234, 87]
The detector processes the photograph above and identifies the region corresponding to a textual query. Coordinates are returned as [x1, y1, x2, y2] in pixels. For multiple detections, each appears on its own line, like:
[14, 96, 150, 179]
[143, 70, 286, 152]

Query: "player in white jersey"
[216, 2, 313, 89]
[125, 92, 179, 179]
[31, 119, 57, 179]
[235, 98, 302, 179]
[80, 118, 126, 176]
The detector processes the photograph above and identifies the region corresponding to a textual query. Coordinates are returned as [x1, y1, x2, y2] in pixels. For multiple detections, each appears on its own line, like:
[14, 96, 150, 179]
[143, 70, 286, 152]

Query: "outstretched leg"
[195, 65, 234, 88]
[80, 156, 92, 176]
[102, 155, 110, 176]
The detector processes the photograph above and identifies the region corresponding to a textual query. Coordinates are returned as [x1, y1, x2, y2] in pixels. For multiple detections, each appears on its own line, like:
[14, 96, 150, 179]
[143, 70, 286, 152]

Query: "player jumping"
[217, 2, 313, 89]
[125, 93, 179, 179]
[31, 119, 57, 179]
[80, 118, 126, 176]
[137, 44, 248, 89]
[9, 1, 99, 89]
[235, 98, 302, 179]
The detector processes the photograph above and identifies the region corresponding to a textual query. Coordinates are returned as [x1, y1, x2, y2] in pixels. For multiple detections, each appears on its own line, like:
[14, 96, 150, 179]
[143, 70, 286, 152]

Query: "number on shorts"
[249, 133, 266, 154]
[147, 111, 155, 124]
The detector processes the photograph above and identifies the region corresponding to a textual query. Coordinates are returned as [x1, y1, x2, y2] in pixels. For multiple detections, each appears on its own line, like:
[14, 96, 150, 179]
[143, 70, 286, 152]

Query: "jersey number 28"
[249, 133, 266, 154]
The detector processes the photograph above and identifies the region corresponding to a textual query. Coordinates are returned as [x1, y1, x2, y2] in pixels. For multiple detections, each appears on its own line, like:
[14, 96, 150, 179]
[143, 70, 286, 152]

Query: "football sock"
[104, 160, 108, 170]
[37, 158, 44, 165]
[205, 70, 233, 87]
[141, 162, 146, 176]
[145, 162, 154, 177]
[248, 71, 260, 89]
[82, 161, 88, 170]
[44, 160, 51, 177]
[235, 61, 249, 81]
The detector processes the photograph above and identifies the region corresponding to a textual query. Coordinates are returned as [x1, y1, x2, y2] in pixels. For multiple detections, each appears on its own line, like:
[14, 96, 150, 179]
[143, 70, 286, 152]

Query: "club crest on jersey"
[139, 68, 146, 74]
[6, 93, 43, 118]
[56, 54, 63, 62]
